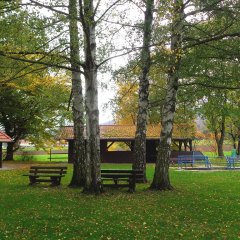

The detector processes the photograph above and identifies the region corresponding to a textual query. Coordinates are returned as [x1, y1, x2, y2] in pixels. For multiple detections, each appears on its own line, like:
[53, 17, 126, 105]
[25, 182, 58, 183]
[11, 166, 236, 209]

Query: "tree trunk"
[133, 0, 154, 183]
[237, 127, 240, 155]
[5, 142, 14, 160]
[151, 0, 184, 190]
[68, 0, 86, 187]
[214, 117, 225, 157]
[228, 127, 236, 149]
[0, 142, 2, 168]
[80, 0, 101, 194]
[237, 140, 240, 155]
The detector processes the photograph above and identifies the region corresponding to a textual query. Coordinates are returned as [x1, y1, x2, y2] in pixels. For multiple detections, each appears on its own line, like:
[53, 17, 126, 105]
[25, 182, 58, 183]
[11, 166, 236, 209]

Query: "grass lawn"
[0, 164, 240, 240]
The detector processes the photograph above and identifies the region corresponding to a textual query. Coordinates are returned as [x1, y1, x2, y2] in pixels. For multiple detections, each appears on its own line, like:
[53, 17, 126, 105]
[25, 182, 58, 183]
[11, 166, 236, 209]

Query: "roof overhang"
[0, 131, 13, 143]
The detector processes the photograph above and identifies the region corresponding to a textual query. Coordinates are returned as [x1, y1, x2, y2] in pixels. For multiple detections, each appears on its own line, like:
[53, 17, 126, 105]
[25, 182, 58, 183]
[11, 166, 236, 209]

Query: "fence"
[48, 149, 68, 162]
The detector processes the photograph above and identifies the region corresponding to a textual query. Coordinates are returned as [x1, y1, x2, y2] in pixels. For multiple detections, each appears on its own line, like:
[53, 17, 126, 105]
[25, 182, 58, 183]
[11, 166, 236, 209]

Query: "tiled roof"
[59, 124, 196, 140]
[0, 131, 12, 142]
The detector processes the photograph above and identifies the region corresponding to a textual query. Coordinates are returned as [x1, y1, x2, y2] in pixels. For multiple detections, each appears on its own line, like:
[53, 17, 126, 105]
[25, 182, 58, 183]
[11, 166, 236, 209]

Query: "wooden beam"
[189, 140, 193, 151]
[107, 141, 115, 150]
[179, 140, 182, 151]
[184, 140, 187, 151]
[130, 141, 134, 151]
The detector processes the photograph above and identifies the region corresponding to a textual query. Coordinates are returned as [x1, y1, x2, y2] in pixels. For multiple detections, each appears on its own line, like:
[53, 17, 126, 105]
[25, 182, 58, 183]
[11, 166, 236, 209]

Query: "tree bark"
[0, 142, 2, 168]
[68, 0, 86, 187]
[80, 0, 101, 194]
[237, 141, 240, 156]
[237, 128, 240, 155]
[229, 131, 236, 149]
[151, 0, 184, 190]
[214, 116, 225, 157]
[5, 142, 14, 160]
[133, 0, 154, 183]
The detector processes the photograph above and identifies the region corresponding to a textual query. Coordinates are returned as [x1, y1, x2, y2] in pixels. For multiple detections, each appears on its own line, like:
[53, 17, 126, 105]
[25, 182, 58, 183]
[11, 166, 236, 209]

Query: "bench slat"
[103, 184, 130, 187]
[24, 174, 65, 177]
[30, 166, 67, 170]
[101, 169, 143, 174]
[34, 179, 54, 183]
[29, 170, 67, 174]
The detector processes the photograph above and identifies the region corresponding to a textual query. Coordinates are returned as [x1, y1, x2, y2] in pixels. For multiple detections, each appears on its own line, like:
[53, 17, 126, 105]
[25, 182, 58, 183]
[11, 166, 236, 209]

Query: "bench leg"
[128, 178, 135, 193]
[50, 177, 61, 186]
[99, 181, 104, 193]
[29, 176, 37, 185]
[113, 178, 118, 186]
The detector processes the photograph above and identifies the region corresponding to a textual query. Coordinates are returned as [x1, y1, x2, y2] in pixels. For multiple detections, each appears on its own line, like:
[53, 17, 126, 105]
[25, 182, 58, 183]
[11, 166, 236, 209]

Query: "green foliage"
[0, 75, 71, 149]
[112, 57, 196, 125]
[0, 164, 240, 239]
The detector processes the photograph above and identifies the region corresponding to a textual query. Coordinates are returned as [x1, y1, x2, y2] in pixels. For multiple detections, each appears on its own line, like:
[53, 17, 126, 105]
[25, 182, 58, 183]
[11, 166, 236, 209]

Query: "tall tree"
[68, 0, 86, 187]
[151, 0, 184, 190]
[133, 0, 154, 182]
[79, 0, 101, 193]
[151, 0, 240, 190]
[200, 91, 228, 156]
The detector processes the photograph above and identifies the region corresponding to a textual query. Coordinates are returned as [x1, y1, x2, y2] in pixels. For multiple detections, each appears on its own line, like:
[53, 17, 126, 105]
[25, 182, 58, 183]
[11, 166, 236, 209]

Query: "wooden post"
[0, 142, 2, 168]
[179, 140, 182, 151]
[189, 140, 193, 151]
[184, 140, 187, 151]
[130, 140, 134, 151]
[49, 148, 52, 162]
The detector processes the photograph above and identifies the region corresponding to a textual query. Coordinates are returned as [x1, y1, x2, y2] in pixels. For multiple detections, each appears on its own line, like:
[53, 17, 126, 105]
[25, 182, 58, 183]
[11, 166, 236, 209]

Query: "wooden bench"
[101, 169, 144, 192]
[23, 166, 67, 186]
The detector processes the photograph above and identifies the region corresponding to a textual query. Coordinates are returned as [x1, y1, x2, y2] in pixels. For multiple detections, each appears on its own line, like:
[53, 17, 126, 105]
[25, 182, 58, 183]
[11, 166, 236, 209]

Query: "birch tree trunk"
[133, 0, 154, 183]
[80, 0, 101, 193]
[151, 0, 184, 190]
[68, 0, 86, 187]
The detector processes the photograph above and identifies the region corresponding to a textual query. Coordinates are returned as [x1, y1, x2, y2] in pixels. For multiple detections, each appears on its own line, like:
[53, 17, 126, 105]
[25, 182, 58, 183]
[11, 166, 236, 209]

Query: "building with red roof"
[0, 131, 12, 168]
[59, 125, 202, 163]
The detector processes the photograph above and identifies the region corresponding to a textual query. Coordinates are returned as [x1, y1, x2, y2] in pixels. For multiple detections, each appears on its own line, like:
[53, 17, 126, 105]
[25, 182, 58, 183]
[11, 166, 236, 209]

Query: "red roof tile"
[59, 124, 196, 140]
[0, 131, 12, 142]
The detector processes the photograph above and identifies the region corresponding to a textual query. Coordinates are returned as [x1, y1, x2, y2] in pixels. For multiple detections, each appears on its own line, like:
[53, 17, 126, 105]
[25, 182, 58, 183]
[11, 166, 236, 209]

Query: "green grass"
[0, 164, 240, 239]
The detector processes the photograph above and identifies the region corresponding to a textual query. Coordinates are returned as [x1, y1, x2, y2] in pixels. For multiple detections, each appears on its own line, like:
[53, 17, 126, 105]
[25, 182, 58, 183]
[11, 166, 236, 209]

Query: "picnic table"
[101, 169, 144, 192]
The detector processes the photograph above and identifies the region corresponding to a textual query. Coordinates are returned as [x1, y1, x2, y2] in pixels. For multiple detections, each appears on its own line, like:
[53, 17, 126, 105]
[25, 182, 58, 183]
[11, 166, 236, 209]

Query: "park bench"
[226, 156, 240, 169]
[101, 169, 144, 192]
[178, 155, 211, 169]
[23, 165, 67, 186]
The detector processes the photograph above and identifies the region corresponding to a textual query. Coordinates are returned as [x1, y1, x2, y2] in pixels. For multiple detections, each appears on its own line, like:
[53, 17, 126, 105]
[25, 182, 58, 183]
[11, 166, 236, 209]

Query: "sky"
[22, 0, 143, 124]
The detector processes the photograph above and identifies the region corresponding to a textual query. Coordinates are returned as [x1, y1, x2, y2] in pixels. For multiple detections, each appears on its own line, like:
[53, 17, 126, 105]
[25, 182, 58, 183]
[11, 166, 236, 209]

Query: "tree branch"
[95, 0, 124, 24]
[183, 32, 240, 50]
[0, 51, 84, 74]
[180, 82, 240, 90]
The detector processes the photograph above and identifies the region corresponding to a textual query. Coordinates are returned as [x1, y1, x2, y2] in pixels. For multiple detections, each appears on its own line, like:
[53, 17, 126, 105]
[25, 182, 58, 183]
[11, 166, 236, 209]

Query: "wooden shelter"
[60, 125, 198, 163]
[0, 131, 12, 168]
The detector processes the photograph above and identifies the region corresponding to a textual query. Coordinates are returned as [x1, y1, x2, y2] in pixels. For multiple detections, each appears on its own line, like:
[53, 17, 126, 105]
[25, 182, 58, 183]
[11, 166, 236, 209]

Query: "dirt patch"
[0, 161, 33, 170]
[0, 161, 66, 170]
